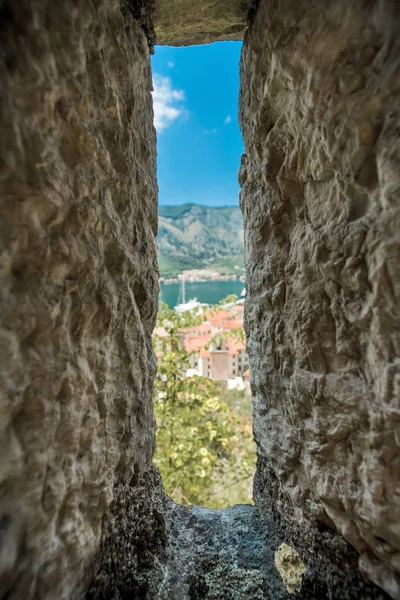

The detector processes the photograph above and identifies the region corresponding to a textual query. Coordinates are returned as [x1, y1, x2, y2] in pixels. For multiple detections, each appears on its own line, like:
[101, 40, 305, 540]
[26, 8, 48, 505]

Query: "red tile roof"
[224, 319, 243, 330]
[179, 322, 212, 335]
[184, 334, 211, 353]
[226, 335, 246, 356]
[232, 305, 244, 313]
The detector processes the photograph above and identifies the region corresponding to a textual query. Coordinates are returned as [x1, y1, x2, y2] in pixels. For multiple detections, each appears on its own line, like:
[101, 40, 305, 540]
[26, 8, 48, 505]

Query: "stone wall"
[154, 0, 252, 46]
[2, 0, 400, 598]
[239, 1, 400, 596]
[0, 1, 160, 598]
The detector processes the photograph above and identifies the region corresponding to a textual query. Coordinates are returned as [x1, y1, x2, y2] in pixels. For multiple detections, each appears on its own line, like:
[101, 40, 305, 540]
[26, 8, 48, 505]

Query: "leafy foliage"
[153, 301, 255, 507]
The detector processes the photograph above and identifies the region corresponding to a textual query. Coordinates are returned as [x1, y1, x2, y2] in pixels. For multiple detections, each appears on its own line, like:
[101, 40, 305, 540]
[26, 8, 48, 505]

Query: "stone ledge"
[154, 0, 253, 46]
[144, 498, 389, 599]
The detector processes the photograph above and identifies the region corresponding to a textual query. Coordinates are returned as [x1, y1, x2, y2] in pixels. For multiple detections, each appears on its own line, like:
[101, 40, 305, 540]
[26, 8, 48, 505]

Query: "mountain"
[157, 204, 244, 278]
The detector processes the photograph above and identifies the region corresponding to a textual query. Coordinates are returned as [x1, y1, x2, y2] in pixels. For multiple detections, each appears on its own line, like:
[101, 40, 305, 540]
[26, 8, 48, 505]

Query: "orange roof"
[232, 305, 244, 313]
[212, 319, 242, 331]
[179, 322, 212, 335]
[226, 335, 246, 356]
[207, 310, 233, 324]
[242, 369, 250, 378]
[200, 348, 211, 359]
[224, 319, 243, 330]
[184, 334, 212, 354]
[179, 315, 246, 357]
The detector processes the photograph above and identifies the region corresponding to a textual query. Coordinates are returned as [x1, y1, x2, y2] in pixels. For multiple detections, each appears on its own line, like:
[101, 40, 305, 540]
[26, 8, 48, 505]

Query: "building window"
[233, 369, 236, 375]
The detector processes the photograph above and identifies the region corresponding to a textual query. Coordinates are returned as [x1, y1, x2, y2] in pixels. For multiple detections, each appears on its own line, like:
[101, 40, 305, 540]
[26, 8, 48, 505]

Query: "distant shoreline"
[159, 279, 245, 309]
[161, 274, 245, 285]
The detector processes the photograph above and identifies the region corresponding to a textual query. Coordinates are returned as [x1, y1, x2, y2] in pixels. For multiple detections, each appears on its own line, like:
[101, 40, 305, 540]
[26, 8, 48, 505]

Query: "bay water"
[160, 279, 244, 308]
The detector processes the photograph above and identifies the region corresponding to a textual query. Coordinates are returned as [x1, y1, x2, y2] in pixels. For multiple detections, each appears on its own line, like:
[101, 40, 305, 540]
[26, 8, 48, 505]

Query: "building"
[181, 305, 249, 386]
[154, 304, 249, 387]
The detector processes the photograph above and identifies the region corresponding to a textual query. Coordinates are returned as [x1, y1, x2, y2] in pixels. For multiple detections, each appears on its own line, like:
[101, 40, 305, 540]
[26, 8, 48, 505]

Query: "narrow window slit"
[151, 41, 256, 509]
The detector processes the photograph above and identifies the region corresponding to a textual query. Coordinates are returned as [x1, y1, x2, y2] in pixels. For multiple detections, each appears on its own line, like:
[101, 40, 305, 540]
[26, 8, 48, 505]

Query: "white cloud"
[224, 115, 232, 125]
[167, 61, 174, 68]
[152, 74, 185, 133]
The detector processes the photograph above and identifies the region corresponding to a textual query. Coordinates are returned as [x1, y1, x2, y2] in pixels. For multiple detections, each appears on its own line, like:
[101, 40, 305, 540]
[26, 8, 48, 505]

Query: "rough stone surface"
[2, 0, 400, 598]
[253, 458, 389, 600]
[86, 466, 166, 599]
[154, 0, 253, 46]
[239, 1, 400, 597]
[0, 1, 160, 598]
[145, 500, 389, 599]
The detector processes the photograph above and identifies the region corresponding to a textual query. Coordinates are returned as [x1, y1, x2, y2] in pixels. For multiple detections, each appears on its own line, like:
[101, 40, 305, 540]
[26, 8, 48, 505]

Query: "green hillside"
[157, 204, 244, 279]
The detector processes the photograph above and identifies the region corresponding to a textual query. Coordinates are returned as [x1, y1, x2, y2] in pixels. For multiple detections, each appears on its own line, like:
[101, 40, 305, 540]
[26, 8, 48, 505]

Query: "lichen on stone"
[274, 543, 306, 594]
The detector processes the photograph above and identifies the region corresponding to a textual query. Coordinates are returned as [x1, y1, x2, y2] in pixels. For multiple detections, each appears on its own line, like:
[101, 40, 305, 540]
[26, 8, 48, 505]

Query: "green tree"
[153, 301, 255, 507]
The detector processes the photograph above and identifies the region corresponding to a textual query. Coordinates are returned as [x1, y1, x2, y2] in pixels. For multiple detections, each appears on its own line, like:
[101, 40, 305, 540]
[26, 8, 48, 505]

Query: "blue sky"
[151, 42, 243, 206]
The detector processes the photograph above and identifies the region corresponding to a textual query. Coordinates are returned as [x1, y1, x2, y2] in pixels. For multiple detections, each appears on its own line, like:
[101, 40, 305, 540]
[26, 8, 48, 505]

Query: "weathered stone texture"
[239, 1, 400, 597]
[154, 0, 253, 46]
[145, 499, 388, 599]
[0, 1, 159, 598]
[3, 0, 400, 598]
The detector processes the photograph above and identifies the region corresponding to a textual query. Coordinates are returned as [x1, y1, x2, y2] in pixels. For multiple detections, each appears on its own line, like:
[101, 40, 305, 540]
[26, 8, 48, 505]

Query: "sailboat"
[175, 275, 202, 313]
